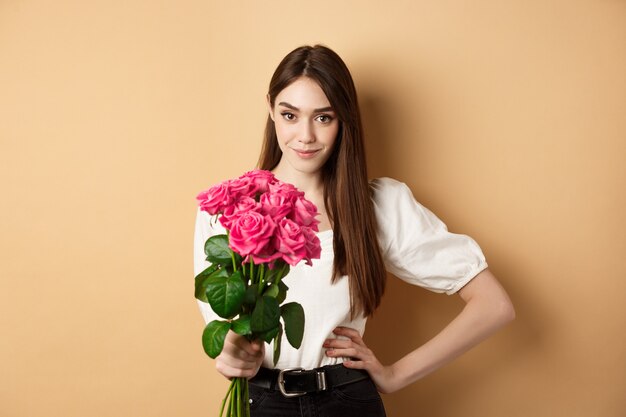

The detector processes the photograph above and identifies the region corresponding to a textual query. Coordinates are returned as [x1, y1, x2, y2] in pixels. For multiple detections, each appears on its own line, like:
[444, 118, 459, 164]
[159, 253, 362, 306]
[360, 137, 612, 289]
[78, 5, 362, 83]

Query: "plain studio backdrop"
[1, 1, 624, 416]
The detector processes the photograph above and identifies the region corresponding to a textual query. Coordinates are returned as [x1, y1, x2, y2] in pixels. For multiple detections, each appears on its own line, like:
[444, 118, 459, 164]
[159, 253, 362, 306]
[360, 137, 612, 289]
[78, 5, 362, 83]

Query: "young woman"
[195, 45, 515, 416]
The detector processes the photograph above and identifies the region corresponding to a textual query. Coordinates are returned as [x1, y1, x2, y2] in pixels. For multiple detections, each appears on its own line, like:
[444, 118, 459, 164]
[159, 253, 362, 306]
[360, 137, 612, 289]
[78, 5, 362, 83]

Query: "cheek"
[274, 122, 292, 144]
[325, 124, 340, 147]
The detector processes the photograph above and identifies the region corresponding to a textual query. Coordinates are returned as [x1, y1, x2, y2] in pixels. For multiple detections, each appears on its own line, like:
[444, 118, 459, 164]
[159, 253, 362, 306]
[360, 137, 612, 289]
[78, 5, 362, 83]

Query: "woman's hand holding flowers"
[196, 170, 323, 417]
[215, 330, 265, 380]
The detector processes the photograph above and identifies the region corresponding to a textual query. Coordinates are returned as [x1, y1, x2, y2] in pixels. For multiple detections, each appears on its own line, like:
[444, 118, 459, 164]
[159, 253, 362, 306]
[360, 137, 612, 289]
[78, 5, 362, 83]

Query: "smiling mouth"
[292, 149, 321, 159]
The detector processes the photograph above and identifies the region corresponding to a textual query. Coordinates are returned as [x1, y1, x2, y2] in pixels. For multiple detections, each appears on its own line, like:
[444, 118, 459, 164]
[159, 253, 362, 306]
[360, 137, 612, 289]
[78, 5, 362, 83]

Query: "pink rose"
[242, 170, 277, 193]
[260, 192, 292, 221]
[275, 218, 308, 266]
[229, 211, 276, 259]
[250, 243, 283, 265]
[196, 182, 232, 215]
[227, 177, 258, 200]
[291, 197, 320, 229]
[301, 226, 322, 265]
[219, 196, 259, 229]
[268, 182, 305, 201]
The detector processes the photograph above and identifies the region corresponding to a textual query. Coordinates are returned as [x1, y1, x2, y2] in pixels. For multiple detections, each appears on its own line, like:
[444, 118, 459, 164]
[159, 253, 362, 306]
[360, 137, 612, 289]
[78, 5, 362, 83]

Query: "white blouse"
[194, 177, 488, 370]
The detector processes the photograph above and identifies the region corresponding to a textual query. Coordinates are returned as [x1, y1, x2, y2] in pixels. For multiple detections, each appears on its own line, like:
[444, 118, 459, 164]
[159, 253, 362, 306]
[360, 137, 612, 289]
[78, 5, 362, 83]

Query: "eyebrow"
[277, 102, 334, 113]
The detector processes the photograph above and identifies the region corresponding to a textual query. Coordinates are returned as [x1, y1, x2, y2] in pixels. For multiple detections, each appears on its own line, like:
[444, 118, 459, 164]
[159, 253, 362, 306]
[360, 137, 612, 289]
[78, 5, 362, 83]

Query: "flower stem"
[258, 264, 266, 296]
[219, 379, 236, 417]
[244, 378, 250, 416]
[230, 380, 236, 416]
[260, 264, 266, 285]
[225, 230, 237, 272]
[237, 378, 243, 416]
[233, 379, 238, 417]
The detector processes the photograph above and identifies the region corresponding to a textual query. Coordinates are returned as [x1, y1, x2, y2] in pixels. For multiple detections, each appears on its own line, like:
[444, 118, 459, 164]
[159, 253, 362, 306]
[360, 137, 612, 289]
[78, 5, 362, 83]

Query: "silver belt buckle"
[277, 368, 306, 398]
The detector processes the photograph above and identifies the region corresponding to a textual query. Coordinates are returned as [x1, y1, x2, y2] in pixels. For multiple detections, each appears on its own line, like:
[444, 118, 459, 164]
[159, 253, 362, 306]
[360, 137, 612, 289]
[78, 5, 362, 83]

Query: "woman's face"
[268, 76, 339, 177]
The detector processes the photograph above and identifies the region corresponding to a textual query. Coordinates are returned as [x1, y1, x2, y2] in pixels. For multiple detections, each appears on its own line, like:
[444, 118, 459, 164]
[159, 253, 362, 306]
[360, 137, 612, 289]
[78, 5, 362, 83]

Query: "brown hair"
[258, 45, 386, 318]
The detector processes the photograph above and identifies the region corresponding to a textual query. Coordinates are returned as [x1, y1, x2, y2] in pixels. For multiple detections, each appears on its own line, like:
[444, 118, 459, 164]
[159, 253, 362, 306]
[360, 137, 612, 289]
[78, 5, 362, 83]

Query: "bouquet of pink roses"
[195, 169, 321, 417]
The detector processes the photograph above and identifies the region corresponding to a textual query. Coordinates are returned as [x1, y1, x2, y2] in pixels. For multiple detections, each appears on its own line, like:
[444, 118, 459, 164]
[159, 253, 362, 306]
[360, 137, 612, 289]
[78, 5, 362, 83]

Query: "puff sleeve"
[371, 177, 488, 294]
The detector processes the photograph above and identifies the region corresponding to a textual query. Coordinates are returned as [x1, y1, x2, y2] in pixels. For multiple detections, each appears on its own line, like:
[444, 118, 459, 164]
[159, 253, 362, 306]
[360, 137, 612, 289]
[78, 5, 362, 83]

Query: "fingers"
[225, 331, 263, 357]
[218, 346, 263, 368]
[341, 359, 367, 370]
[324, 341, 371, 360]
[325, 347, 361, 359]
[325, 326, 365, 350]
[332, 327, 365, 345]
[215, 360, 260, 379]
[215, 331, 265, 379]
[324, 327, 379, 370]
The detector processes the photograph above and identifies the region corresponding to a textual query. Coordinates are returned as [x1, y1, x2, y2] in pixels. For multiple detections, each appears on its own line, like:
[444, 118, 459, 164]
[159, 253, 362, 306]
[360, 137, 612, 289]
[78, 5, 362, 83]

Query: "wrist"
[382, 362, 405, 393]
[389, 357, 420, 391]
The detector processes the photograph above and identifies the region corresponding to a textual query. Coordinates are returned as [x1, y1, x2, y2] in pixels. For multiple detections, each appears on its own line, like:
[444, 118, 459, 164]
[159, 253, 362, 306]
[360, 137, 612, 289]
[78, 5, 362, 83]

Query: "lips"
[292, 148, 321, 159]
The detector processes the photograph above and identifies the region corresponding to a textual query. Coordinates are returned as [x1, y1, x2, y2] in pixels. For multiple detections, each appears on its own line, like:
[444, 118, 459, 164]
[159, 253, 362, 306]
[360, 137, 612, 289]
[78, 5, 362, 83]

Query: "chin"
[285, 155, 327, 172]
[293, 164, 325, 175]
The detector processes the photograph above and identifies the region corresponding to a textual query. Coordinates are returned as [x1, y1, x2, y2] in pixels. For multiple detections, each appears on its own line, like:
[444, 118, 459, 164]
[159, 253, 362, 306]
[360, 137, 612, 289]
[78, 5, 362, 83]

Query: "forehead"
[275, 77, 331, 109]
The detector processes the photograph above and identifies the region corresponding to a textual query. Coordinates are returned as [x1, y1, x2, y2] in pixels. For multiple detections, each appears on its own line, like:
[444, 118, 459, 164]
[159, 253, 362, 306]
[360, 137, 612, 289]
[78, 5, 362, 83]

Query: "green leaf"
[265, 263, 290, 284]
[202, 320, 231, 358]
[206, 270, 246, 319]
[204, 235, 233, 264]
[244, 284, 259, 306]
[281, 302, 305, 349]
[277, 264, 290, 281]
[264, 266, 280, 284]
[231, 315, 251, 336]
[273, 324, 283, 366]
[263, 284, 279, 298]
[257, 325, 280, 344]
[194, 264, 219, 302]
[250, 295, 280, 333]
[276, 281, 288, 304]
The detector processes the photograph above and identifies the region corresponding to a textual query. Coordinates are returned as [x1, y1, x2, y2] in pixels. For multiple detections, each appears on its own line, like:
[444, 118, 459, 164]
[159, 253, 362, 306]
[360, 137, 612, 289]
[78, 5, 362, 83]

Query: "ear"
[266, 94, 274, 121]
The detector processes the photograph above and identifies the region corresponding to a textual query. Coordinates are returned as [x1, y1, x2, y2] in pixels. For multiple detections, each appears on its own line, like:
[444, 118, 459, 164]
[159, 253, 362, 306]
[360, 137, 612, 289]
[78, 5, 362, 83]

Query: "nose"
[298, 121, 315, 144]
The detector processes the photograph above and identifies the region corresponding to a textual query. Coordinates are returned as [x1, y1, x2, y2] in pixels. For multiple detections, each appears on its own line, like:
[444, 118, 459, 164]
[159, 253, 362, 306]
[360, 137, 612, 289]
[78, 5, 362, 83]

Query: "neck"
[271, 162, 324, 198]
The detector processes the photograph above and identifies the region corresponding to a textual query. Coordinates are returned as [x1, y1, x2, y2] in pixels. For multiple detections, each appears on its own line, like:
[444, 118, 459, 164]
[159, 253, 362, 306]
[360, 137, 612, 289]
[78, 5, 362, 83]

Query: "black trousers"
[249, 376, 387, 417]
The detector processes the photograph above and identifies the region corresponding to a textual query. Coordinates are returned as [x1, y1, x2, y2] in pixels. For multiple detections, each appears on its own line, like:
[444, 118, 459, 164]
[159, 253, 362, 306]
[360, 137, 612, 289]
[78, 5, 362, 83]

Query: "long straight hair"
[258, 45, 386, 319]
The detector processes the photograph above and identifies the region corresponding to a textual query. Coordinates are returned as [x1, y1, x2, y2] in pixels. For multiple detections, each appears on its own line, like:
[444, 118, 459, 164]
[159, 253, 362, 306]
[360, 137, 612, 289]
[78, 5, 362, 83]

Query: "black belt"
[249, 364, 370, 397]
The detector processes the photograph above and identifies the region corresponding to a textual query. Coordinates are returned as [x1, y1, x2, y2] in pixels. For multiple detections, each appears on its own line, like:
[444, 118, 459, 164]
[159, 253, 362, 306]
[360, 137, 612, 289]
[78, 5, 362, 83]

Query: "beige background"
[1, 1, 625, 416]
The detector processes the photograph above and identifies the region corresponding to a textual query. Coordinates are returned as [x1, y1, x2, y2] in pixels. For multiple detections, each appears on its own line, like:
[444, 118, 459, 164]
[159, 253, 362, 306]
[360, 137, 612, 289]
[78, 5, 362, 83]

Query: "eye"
[316, 114, 333, 124]
[281, 112, 296, 121]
